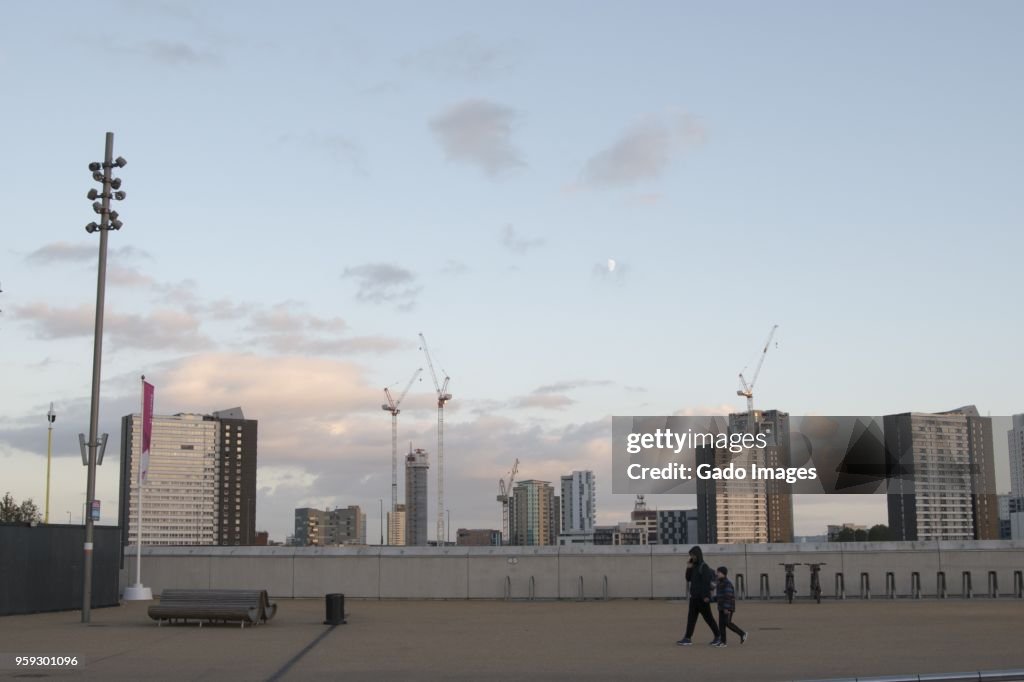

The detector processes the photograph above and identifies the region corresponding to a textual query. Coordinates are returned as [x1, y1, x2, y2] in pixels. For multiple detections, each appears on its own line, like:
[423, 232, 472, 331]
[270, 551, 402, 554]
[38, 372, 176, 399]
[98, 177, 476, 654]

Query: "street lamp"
[81, 132, 126, 623]
[45, 403, 55, 523]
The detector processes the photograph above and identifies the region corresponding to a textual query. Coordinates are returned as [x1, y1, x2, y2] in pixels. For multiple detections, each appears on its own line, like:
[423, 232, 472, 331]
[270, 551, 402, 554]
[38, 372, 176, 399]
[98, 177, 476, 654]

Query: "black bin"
[324, 593, 346, 625]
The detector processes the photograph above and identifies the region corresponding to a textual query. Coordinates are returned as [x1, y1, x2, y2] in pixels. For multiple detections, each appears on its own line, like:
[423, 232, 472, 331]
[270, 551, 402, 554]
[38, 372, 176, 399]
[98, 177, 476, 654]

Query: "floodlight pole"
[82, 132, 122, 623]
[45, 403, 55, 524]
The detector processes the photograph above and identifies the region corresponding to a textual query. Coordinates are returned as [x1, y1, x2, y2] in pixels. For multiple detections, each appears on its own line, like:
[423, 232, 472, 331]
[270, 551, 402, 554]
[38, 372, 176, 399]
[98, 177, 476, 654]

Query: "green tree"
[0, 492, 42, 523]
[854, 529, 869, 542]
[868, 524, 891, 541]
[835, 527, 856, 542]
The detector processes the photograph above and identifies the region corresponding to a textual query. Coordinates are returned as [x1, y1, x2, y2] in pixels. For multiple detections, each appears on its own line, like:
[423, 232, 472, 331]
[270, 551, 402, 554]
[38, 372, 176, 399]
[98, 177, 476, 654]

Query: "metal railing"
[1015, 570, 1023, 599]
[885, 572, 896, 599]
[962, 571, 973, 599]
[988, 570, 998, 599]
[911, 571, 921, 599]
[937, 571, 947, 599]
[860, 572, 871, 599]
[759, 573, 770, 600]
[735, 573, 746, 600]
[835, 572, 845, 600]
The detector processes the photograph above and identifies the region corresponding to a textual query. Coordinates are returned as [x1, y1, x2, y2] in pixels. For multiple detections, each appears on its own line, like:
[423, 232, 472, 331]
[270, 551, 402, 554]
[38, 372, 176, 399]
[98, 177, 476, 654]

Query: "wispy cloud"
[279, 133, 367, 175]
[533, 379, 612, 394]
[430, 99, 524, 177]
[500, 224, 544, 254]
[25, 241, 152, 265]
[132, 40, 221, 66]
[581, 112, 706, 188]
[400, 33, 513, 82]
[341, 263, 421, 311]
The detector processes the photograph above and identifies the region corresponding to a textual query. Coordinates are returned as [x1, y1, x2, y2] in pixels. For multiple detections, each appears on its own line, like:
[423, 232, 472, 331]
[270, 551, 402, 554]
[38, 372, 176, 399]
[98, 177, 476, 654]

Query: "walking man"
[712, 566, 747, 647]
[677, 546, 722, 646]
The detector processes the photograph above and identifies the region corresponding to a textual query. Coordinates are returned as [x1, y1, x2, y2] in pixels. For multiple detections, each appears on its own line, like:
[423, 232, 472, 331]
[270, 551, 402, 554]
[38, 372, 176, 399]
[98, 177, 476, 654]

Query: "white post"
[124, 376, 153, 601]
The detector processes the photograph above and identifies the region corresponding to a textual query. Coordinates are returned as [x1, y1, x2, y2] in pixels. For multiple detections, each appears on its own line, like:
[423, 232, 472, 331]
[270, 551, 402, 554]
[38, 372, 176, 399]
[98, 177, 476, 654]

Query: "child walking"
[713, 566, 747, 647]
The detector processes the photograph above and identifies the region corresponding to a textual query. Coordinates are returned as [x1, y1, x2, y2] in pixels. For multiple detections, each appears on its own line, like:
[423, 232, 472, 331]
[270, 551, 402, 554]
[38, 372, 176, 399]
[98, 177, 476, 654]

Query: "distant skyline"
[1, 1, 1022, 542]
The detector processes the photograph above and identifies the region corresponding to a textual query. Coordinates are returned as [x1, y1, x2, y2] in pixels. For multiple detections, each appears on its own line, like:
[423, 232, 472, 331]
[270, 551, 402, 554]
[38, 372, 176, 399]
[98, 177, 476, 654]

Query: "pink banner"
[140, 380, 154, 483]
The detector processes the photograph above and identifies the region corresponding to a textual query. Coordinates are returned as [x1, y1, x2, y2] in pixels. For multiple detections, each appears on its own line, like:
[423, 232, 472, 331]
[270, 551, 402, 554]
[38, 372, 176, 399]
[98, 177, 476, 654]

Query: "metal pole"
[379, 498, 383, 546]
[82, 131, 113, 623]
[45, 403, 55, 524]
[136, 377, 144, 587]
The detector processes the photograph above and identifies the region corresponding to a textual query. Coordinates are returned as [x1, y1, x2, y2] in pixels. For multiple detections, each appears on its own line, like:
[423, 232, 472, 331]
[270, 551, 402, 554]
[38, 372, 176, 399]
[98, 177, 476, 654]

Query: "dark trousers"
[684, 598, 721, 639]
[717, 609, 745, 644]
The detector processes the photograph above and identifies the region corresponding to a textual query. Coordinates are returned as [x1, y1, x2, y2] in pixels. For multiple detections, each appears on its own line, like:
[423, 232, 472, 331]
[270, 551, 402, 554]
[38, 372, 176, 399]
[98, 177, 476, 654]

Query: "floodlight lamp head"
[85, 222, 99, 233]
[110, 219, 123, 230]
[110, 178, 122, 190]
[92, 171, 104, 182]
[108, 210, 119, 221]
[88, 162, 101, 172]
[114, 191, 126, 200]
[114, 156, 127, 168]
[87, 189, 99, 200]
[92, 201, 103, 214]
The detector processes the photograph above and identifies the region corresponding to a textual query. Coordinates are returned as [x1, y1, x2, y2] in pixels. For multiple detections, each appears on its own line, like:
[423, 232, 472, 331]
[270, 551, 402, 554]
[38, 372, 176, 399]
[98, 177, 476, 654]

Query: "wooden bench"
[147, 589, 277, 628]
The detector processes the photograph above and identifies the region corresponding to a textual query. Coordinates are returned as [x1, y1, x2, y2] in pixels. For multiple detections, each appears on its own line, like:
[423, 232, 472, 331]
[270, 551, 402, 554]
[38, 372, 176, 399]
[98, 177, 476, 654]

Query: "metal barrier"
[860, 572, 871, 599]
[529, 576, 536, 600]
[988, 570, 998, 599]
[911, 571, 921, 599]
[504, 576, 511, 600]
[736, 573, 746, 600]
[1015, 570, 1024, 599]
[885, 572, 896, 599]
[937, 571, 947, 599]
[962, 571, 972, 599]
[759, 573, 770, 600]
[834, 572, 845, 600]
[602, 575, 609, 601]
[577, 576, 584, 601]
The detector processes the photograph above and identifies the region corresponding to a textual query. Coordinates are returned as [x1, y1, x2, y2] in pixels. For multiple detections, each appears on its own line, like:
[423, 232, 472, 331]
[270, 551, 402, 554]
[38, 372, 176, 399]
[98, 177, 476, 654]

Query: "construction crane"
[382, 368, 422, 517]
[496, 458, 520, 545]
[737, 324, 779, 416]
[418, 333, 452, 546]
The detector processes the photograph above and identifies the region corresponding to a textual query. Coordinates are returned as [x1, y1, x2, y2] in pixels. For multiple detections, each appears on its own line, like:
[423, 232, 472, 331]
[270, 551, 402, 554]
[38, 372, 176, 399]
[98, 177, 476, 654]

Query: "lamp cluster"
[84, 155, 127, 233]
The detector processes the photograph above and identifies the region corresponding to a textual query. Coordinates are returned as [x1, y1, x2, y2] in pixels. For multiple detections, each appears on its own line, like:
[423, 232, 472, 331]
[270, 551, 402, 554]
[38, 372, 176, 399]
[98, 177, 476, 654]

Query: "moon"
[607, 258, 616, 272]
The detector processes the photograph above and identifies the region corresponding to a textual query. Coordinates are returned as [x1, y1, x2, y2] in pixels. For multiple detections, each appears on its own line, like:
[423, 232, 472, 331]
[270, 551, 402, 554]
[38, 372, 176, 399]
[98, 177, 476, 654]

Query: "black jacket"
[686, 561, 715, 600]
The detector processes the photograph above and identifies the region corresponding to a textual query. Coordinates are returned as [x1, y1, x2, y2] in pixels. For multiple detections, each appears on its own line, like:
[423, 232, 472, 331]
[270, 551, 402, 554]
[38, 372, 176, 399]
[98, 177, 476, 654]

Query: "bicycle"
[807, 563, 827, 604]
[779, 563, 801, 603]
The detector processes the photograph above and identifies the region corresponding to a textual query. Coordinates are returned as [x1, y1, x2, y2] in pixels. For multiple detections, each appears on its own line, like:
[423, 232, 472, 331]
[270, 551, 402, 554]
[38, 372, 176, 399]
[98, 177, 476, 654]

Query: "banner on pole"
[140, 380, 154, 483]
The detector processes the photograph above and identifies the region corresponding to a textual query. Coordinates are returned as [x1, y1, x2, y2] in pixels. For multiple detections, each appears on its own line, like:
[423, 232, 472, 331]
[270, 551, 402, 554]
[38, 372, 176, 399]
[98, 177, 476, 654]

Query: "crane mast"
[419, 333, 451, 545]
[496, 458, 519, 545]
[382, 368, 422, 521]
[737, 324, 778, 416]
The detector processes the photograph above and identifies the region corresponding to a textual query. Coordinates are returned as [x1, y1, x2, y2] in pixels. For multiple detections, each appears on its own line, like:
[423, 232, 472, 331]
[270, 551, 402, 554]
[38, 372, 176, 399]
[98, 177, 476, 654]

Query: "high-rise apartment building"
[388, 503, 407, 546]
[118, 408, 257, 546]
[509, 480, 560, 546]
[696, 409, 793, 544]
[293, 506, 365, 546]
[456, 528, 502, 546]
[886, 406, 999, 541]
[405, 447, 430, 546]
[1009, 414, 1024, 498]
[630, 495, 658, 544]
[657, 509, 699, 545]
[559, 470, 596, 545]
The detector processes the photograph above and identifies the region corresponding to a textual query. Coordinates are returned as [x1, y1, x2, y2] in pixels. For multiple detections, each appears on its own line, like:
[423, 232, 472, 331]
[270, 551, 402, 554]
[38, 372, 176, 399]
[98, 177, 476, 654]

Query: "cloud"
[400, 33, 513, 81]
[13, 302, 211, 351]
[581, 112, 706, 188]
[500, 224, 544, 254]
[24, 242, 153, 265]
[533, 379, 613, 394]
[341, 263, 420, 311]
[592, 259, 628, 282]
[280, 133, 366, 175]
[513, 393, 575, 410]
[429, 99, 524, 177]
[134, 40, 220, 66]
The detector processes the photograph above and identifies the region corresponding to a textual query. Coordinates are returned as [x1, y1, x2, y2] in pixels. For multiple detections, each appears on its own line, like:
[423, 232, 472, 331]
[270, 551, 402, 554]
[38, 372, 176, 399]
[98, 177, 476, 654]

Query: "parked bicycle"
[808, 563, 826, 603]
[779, 563, 801, 603]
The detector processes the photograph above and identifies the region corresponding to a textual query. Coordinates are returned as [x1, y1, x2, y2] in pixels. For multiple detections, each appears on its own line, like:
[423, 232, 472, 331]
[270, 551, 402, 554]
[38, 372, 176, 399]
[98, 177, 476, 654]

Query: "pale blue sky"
[1, 1, 1021, 540]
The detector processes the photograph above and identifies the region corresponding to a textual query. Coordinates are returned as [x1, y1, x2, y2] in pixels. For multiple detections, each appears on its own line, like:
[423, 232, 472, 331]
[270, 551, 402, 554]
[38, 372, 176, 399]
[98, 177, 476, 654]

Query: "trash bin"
[324, 593, 346, 625]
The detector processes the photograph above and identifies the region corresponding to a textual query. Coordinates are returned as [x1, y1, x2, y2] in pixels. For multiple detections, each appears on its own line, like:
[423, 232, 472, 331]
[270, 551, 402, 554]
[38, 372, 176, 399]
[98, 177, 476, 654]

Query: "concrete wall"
[122, 540, 1024, 600]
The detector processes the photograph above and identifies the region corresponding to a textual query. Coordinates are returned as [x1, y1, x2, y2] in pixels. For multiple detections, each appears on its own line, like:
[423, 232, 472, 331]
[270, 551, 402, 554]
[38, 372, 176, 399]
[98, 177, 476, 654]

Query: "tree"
[0, 492, 42, 523]
[868, 524, 892, 542]
[835, 527, 856, 542]
[853, 529, 869, 542]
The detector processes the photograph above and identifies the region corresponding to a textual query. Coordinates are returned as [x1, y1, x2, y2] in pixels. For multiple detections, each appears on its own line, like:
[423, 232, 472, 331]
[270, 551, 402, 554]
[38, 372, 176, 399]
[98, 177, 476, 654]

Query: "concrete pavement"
[2, 599, 1023, 681]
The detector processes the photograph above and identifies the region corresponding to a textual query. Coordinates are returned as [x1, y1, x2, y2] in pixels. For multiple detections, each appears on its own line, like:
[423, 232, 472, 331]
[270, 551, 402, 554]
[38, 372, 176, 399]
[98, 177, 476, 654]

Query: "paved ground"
[2, 599, 1023, 681]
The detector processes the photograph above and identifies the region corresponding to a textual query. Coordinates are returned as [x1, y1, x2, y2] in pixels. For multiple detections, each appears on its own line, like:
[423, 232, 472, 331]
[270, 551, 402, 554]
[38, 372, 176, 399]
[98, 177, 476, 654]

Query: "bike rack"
[962, 571, 972, 599]
[860, 572, 870, 599]
[988, 571, 998, 599]
[937, 571, 947, 599]
[529, 576, 535, 601]
[577, 576, 585, 601]
[1014, 571, 1024, 599]
[736, 573, 746, 600]
[759, 573, 770, 600]
[885, 572, 896, 599]
[602, 575, 609, 601]
[911, 571, 921, 599]
[835, 572, 845, 600]
[504, 576, 511, 600]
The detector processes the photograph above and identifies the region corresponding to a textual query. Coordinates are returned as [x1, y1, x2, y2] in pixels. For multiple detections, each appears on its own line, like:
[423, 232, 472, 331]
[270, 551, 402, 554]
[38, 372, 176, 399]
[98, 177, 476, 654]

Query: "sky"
[1, 1, 1022, 542]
